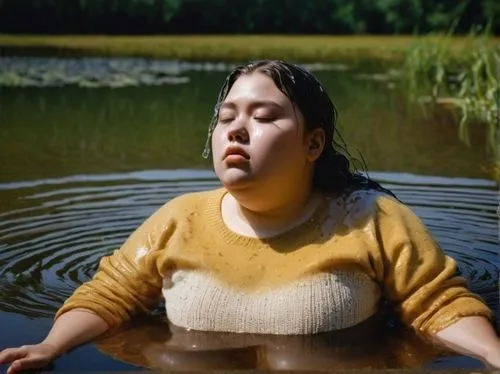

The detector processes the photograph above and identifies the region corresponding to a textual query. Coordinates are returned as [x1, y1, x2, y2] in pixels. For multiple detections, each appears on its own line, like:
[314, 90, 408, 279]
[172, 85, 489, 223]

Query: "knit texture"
[56, 187, 493, 336]
[163, 269, 380, 334]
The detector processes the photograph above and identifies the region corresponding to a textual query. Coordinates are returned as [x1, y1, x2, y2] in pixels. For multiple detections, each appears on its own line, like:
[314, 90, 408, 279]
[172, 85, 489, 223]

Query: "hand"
[0, 343, 60, 374]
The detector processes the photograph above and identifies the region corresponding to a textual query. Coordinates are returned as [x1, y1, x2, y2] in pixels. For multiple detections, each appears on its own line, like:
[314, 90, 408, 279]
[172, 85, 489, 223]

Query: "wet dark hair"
[203, 60, 395, 197]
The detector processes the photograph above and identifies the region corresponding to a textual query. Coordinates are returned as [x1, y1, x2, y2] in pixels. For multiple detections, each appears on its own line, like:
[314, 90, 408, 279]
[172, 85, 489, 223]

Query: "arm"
[0, 309, 108, 374]
[1, 204, 177, 373]
[434, 316, 500, 368]
[372, 196, 495, 361]
[55, 211, 175, 327]
[43, 309, 109, 354]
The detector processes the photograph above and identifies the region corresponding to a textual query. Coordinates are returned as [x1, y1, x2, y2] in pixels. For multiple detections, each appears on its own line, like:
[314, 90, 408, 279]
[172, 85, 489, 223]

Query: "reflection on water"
[0, 59, 494, 182]
[0, 170, 497, 370]
[96, 313, 442, 370]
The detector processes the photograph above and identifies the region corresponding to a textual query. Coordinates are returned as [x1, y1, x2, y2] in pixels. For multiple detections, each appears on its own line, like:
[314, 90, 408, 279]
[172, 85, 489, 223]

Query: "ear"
[306, 128, 325, 162]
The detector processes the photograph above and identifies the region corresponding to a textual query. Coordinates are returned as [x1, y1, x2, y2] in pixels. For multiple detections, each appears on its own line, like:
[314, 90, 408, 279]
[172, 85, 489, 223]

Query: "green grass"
[1, 34, 496, 62]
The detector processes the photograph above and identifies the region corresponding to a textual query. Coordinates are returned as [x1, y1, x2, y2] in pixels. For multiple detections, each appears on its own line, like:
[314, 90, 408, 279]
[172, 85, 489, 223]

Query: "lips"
[223, 146, 250, 160]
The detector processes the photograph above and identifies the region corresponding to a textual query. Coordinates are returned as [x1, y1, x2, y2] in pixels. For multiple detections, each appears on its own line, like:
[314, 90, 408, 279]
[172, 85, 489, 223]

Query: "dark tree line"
[0, 0, 498, 34]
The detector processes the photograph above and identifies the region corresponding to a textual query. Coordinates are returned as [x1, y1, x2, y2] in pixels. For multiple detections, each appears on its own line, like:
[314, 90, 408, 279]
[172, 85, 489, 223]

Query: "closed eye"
[218, 117, 234, 124]
[254, 116, 277, 123]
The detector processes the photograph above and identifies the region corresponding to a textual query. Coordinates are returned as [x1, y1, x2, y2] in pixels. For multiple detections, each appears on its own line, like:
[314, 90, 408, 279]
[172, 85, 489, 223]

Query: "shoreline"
[1, 34, 495, 62]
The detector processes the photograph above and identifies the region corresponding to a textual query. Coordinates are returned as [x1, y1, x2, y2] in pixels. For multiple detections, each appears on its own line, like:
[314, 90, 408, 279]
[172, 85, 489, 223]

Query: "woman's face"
[212, 72, 316, 194]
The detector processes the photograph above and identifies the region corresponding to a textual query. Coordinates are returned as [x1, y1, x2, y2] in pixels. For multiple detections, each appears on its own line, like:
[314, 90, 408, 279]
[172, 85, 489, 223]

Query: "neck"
[223, 183, 319, 237]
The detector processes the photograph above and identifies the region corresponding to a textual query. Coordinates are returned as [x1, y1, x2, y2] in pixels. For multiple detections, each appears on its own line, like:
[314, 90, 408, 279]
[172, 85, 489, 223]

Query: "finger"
[0, 348, 27, 364]
[6, 360, 23, 374]
[7, 357, 49, 374]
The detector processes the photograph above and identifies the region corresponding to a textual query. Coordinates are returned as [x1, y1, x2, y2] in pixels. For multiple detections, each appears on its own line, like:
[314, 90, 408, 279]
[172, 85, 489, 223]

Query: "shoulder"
[343, 188, 383, 212]
[342, 189, 432, 241]
[151, 187, 224, 221]
[342, 187, 413, 216]
[322, 188, 420, 234]
[165, 187, 223, 209]
[327, 188, 396, 225]
[132, 187, 223, 241]
[335, 188, 440, 257]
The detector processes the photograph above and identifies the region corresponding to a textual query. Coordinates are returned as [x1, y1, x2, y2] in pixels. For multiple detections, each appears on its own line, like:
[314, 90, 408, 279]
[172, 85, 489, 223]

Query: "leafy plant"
[404, 25, 499, 178]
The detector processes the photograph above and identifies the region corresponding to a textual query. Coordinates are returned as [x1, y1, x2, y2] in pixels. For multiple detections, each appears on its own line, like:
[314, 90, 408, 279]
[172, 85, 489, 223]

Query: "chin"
[217, 168, 254, 190]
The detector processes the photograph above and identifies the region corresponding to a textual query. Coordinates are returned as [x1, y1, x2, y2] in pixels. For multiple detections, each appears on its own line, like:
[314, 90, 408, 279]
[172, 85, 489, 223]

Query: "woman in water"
[1, 60, 498, 372]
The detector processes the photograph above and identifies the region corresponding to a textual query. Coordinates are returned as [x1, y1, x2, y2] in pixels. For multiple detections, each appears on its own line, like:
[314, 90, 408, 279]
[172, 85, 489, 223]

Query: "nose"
[227, 120, 249, 143]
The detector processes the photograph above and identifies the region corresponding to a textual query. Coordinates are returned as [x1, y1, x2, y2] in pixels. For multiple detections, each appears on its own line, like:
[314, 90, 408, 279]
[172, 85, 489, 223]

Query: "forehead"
[224, 73, 291, 106]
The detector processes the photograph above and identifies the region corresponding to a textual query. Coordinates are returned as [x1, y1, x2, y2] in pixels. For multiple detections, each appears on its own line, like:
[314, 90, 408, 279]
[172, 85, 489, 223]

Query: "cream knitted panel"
[163, 269, 381, 334]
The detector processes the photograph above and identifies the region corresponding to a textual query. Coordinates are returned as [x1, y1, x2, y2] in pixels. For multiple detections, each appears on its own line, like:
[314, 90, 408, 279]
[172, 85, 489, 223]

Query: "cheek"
[211, 128, 224, 157]
[210, 129, 223, 172]
[251, 126, 264, 140]
[252, 127, 303, 158]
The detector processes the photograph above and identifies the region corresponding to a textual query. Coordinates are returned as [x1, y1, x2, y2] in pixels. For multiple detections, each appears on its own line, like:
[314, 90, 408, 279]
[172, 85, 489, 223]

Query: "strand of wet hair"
[202, 72, 235, 159]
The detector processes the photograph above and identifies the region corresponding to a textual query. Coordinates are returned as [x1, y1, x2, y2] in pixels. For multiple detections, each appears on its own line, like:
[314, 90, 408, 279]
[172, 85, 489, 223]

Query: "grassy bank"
[1, 35, 495, 62]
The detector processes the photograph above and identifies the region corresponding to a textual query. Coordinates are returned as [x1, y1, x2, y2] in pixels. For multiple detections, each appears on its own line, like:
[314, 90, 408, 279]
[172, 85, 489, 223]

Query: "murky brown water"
[0, 58, 498, 371]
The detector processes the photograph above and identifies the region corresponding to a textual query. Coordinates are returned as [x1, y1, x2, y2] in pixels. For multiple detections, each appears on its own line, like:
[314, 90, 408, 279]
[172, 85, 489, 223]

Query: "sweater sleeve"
[54, 205, 176, 328]
[373, 195, 493, 336]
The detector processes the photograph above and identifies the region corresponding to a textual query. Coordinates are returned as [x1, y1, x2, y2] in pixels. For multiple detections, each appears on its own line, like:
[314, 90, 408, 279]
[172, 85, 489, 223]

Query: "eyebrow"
[219, 100, 284, 112]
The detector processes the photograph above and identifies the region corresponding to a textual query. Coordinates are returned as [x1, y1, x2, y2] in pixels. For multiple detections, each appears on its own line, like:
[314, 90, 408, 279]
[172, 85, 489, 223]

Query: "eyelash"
[255, 116, 276, 122]
[218, 116, 276, 124]
[218, 117, 234, 124]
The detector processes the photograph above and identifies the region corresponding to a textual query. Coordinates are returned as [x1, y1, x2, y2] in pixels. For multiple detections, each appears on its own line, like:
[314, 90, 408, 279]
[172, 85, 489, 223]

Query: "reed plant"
[404, 26, 499, 179]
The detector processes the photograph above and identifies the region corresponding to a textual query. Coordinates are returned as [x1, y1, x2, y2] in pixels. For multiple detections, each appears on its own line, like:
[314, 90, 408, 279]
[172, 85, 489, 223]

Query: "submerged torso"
[161, 189, 383, 334]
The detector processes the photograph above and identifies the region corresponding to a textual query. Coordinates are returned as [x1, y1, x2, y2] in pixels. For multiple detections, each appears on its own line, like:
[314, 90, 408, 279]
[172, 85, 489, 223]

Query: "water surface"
[0, 58, 498, 371]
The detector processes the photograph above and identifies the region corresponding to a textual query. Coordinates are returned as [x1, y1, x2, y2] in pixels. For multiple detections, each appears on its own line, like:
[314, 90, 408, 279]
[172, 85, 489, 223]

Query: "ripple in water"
[0, 170, 498, 319]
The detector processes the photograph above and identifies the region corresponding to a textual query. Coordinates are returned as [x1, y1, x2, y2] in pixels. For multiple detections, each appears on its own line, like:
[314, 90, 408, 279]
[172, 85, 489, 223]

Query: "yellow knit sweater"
[55, 188, 492, 336]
